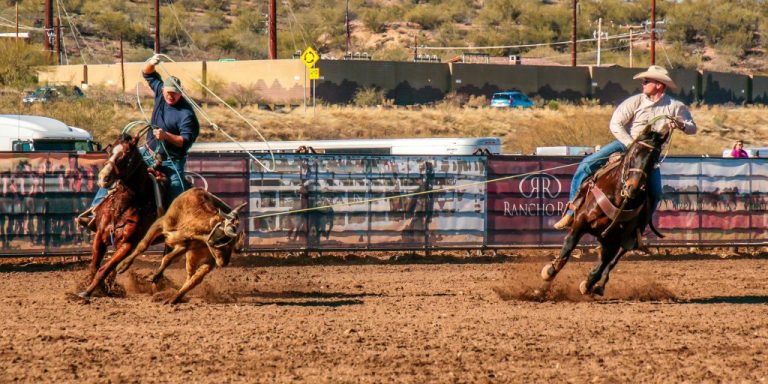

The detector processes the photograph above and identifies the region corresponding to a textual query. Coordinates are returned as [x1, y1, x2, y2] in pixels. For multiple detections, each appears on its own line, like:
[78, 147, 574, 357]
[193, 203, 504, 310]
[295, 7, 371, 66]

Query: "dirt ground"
[1, 253, 767, 383]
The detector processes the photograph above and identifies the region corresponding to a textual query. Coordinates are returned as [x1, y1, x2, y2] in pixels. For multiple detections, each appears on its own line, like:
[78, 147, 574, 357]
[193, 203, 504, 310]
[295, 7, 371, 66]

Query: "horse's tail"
[649, 220, 665, 239]
[116, 218, 165, 274]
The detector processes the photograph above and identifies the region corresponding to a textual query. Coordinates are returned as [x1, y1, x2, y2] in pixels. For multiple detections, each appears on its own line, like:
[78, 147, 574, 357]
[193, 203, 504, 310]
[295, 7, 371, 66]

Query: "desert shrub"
[580, 98, 601, 107]
[437, 91, 465, 108]
[0, 41, 47, 89]
[404, 4, 449, 30]
[466, 94, 487, 108]
[352, 87, 386, 107]
[547, 100, 559, 111]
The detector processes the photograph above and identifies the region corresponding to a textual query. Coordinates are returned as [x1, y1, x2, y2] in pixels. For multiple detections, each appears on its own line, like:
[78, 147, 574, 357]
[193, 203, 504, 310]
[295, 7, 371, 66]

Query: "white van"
[0, 114, 98, 152]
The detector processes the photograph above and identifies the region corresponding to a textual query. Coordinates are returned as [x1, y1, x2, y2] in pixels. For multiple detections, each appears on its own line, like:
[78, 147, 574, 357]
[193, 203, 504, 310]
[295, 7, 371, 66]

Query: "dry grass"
[3, 93, 767, 156]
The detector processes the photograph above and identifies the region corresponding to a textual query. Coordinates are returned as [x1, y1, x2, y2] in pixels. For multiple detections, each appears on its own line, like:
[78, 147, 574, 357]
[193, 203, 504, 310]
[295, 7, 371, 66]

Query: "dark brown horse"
[77, 132, 161, 299]
[541, 121, 676, 296]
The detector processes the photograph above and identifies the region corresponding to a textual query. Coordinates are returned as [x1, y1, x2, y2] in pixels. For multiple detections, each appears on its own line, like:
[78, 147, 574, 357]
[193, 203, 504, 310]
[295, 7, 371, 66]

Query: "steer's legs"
[167, 251, 212, 305]
[542, 228, 584, 281]
[150, 245, 187, 283]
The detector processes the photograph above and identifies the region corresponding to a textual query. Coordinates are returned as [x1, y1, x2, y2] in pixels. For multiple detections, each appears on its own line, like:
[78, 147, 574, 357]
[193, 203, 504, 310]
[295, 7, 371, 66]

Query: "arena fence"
[0, 152, 764, 257]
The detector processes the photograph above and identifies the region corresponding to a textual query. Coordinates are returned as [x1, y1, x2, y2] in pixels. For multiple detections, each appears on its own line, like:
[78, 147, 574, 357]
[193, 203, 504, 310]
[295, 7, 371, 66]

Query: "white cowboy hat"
[633, 65, 678, 91]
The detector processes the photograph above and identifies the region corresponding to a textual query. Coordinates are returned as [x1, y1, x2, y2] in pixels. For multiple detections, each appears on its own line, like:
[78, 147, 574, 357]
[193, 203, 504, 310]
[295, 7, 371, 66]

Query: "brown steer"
[116, 187, 246, 304]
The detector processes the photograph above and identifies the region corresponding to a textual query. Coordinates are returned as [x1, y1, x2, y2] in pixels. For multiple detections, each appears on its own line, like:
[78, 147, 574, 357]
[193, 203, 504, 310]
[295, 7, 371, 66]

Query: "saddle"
[569, 153, 623, 213]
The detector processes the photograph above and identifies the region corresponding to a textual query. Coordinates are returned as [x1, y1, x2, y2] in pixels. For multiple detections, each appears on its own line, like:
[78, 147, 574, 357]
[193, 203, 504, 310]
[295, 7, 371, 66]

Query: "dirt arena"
[1, 252, 768, 383]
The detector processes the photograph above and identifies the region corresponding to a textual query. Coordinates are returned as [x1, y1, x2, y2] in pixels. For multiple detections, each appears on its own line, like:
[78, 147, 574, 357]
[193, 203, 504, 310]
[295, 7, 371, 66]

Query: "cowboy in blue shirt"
[77, 54, 200, 230]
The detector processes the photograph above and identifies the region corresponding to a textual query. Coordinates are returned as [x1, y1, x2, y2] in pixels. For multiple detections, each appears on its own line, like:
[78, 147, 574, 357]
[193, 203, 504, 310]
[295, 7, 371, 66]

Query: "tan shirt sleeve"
[672, 101, 697, 135]
[609, 95, 640, 147]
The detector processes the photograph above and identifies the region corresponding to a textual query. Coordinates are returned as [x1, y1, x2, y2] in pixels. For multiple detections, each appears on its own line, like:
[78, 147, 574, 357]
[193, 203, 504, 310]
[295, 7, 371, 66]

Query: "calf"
[116, 187, 246, 304]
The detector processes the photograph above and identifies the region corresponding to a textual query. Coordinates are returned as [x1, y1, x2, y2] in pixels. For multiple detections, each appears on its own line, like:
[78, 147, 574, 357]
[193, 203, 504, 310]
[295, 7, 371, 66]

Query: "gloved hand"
[147, 54, 162, 66]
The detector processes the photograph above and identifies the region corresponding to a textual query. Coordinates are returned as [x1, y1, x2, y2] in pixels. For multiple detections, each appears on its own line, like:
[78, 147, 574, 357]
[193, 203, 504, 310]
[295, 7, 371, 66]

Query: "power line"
[57, 0, 101, 64]
[55, 0, 69, 65]
[164, 0, 198, 55]
[413, 31, 649, 51]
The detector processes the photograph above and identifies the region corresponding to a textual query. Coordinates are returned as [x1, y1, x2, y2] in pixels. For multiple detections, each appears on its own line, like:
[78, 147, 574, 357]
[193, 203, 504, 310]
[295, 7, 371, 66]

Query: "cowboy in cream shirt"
[553, 65, 697, 229]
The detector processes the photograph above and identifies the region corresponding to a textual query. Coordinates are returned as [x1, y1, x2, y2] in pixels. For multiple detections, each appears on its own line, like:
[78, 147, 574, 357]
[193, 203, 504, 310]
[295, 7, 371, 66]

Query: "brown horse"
[77, 132, 161, 299]
[541, 122, 675, 296]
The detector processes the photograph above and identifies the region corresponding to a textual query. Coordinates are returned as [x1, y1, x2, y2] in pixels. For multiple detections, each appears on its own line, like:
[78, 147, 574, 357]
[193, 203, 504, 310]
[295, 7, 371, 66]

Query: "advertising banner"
[247, 154, 487, 250]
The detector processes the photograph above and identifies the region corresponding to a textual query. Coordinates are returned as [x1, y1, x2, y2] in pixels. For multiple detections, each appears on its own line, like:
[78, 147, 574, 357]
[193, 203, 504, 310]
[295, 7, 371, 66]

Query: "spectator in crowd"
[730, 140, 749, 158]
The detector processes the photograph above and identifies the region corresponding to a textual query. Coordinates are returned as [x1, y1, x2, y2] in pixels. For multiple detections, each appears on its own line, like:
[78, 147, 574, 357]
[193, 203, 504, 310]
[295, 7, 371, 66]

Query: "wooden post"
[571, 0, 578, 67]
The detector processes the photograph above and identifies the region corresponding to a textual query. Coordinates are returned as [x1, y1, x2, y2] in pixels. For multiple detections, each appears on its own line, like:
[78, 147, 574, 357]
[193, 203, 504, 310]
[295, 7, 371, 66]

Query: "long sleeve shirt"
[143, 71, 200, 159]
[609, 93, 697, 148]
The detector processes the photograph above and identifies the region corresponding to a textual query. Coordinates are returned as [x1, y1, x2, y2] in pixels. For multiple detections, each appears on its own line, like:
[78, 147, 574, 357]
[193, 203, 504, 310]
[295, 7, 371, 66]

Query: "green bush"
[0, 41, 47, 89]
[405, 4, 449, 30]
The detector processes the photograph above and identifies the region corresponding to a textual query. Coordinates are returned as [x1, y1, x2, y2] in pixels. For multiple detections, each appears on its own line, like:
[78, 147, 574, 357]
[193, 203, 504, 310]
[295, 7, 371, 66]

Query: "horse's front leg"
[580, 240, 620, 295]
[542, 227, 585, 282]
[591, 247, 628, 296]
[80, 227, 137, 298]
[87, 229, 108, 280]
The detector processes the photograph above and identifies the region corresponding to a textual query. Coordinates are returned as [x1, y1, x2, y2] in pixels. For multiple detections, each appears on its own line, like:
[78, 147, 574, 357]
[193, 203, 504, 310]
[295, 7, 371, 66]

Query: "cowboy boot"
[75, 207, 96, 232]
[553, 212, 573, 230]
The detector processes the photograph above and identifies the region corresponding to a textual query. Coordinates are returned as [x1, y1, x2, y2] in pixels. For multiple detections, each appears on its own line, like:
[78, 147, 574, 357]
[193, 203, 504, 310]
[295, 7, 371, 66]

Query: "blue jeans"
[90, 147, 186, 208]
[567, 140, 662, 215]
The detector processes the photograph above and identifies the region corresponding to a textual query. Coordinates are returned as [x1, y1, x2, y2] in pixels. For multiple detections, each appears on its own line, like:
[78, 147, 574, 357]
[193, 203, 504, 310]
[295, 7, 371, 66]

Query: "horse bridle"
[619, 140, 661, 198]
[105, 142, 143, 182]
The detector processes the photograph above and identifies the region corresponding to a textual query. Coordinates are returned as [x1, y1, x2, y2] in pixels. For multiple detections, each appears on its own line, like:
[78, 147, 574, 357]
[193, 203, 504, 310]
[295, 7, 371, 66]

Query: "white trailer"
[0, 115, 98, 152]
[190, 137, 501, 156]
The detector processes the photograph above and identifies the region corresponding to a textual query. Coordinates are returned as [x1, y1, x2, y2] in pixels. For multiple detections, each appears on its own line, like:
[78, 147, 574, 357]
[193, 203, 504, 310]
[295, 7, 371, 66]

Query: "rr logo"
[519, 173, 562, 199]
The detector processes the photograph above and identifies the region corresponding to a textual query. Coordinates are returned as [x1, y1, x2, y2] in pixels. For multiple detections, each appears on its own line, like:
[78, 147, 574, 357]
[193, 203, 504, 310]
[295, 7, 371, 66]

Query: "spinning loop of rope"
[149, 54, 277, 172]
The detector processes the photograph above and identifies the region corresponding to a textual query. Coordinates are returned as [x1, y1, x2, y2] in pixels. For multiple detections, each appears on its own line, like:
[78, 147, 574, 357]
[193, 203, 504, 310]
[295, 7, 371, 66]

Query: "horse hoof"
[579, 280, 590, 295]
[77, 291, 90, 299]
[592, 286, 605, 297]
[541, 264, 557, 281]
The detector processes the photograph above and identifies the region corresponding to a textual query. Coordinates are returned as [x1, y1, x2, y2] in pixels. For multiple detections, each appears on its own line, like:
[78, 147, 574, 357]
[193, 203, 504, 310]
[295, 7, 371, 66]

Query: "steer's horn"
[227, 202, 247, 218]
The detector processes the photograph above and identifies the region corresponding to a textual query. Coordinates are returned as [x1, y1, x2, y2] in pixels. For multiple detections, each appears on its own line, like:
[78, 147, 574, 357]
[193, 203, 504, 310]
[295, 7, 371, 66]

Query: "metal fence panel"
[247, 154, 486, 250]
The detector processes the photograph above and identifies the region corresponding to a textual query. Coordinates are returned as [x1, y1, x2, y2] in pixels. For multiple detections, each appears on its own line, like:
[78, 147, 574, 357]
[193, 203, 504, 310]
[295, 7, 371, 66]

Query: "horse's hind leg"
[542, 229, 585, 281]
[591, 247, 628, 296]
[580, 241, 620, 295]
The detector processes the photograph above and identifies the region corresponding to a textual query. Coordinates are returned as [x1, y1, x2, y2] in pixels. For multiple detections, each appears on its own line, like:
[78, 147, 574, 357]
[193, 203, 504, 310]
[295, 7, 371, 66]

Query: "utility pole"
[54, 17, 60, 64]
[44, 0, 53, 53]
[571, 0, 578, 67]
[345, 0, 351, 54]
[413, 34, 417, 61]
[629, 27, 633, 68]
[596, 17, 602, 66]
[650, 0, 656, 65]
[120, 36, 126, 95]
[15, 2, 19, 45]
[154, 0, 160, 53]
[268, 0, 277, 59]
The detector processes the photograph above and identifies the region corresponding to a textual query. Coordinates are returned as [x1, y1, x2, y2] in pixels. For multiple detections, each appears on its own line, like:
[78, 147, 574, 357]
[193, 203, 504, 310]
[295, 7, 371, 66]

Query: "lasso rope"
[246, 158, 596, 220]
[151, 54, 276, 172]
[246, 116, 682, 222]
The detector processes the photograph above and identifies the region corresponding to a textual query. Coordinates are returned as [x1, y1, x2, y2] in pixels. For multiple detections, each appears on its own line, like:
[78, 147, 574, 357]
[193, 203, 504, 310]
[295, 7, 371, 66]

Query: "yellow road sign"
[309, 67, 320, 80]
[301, 47, 319, 68]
